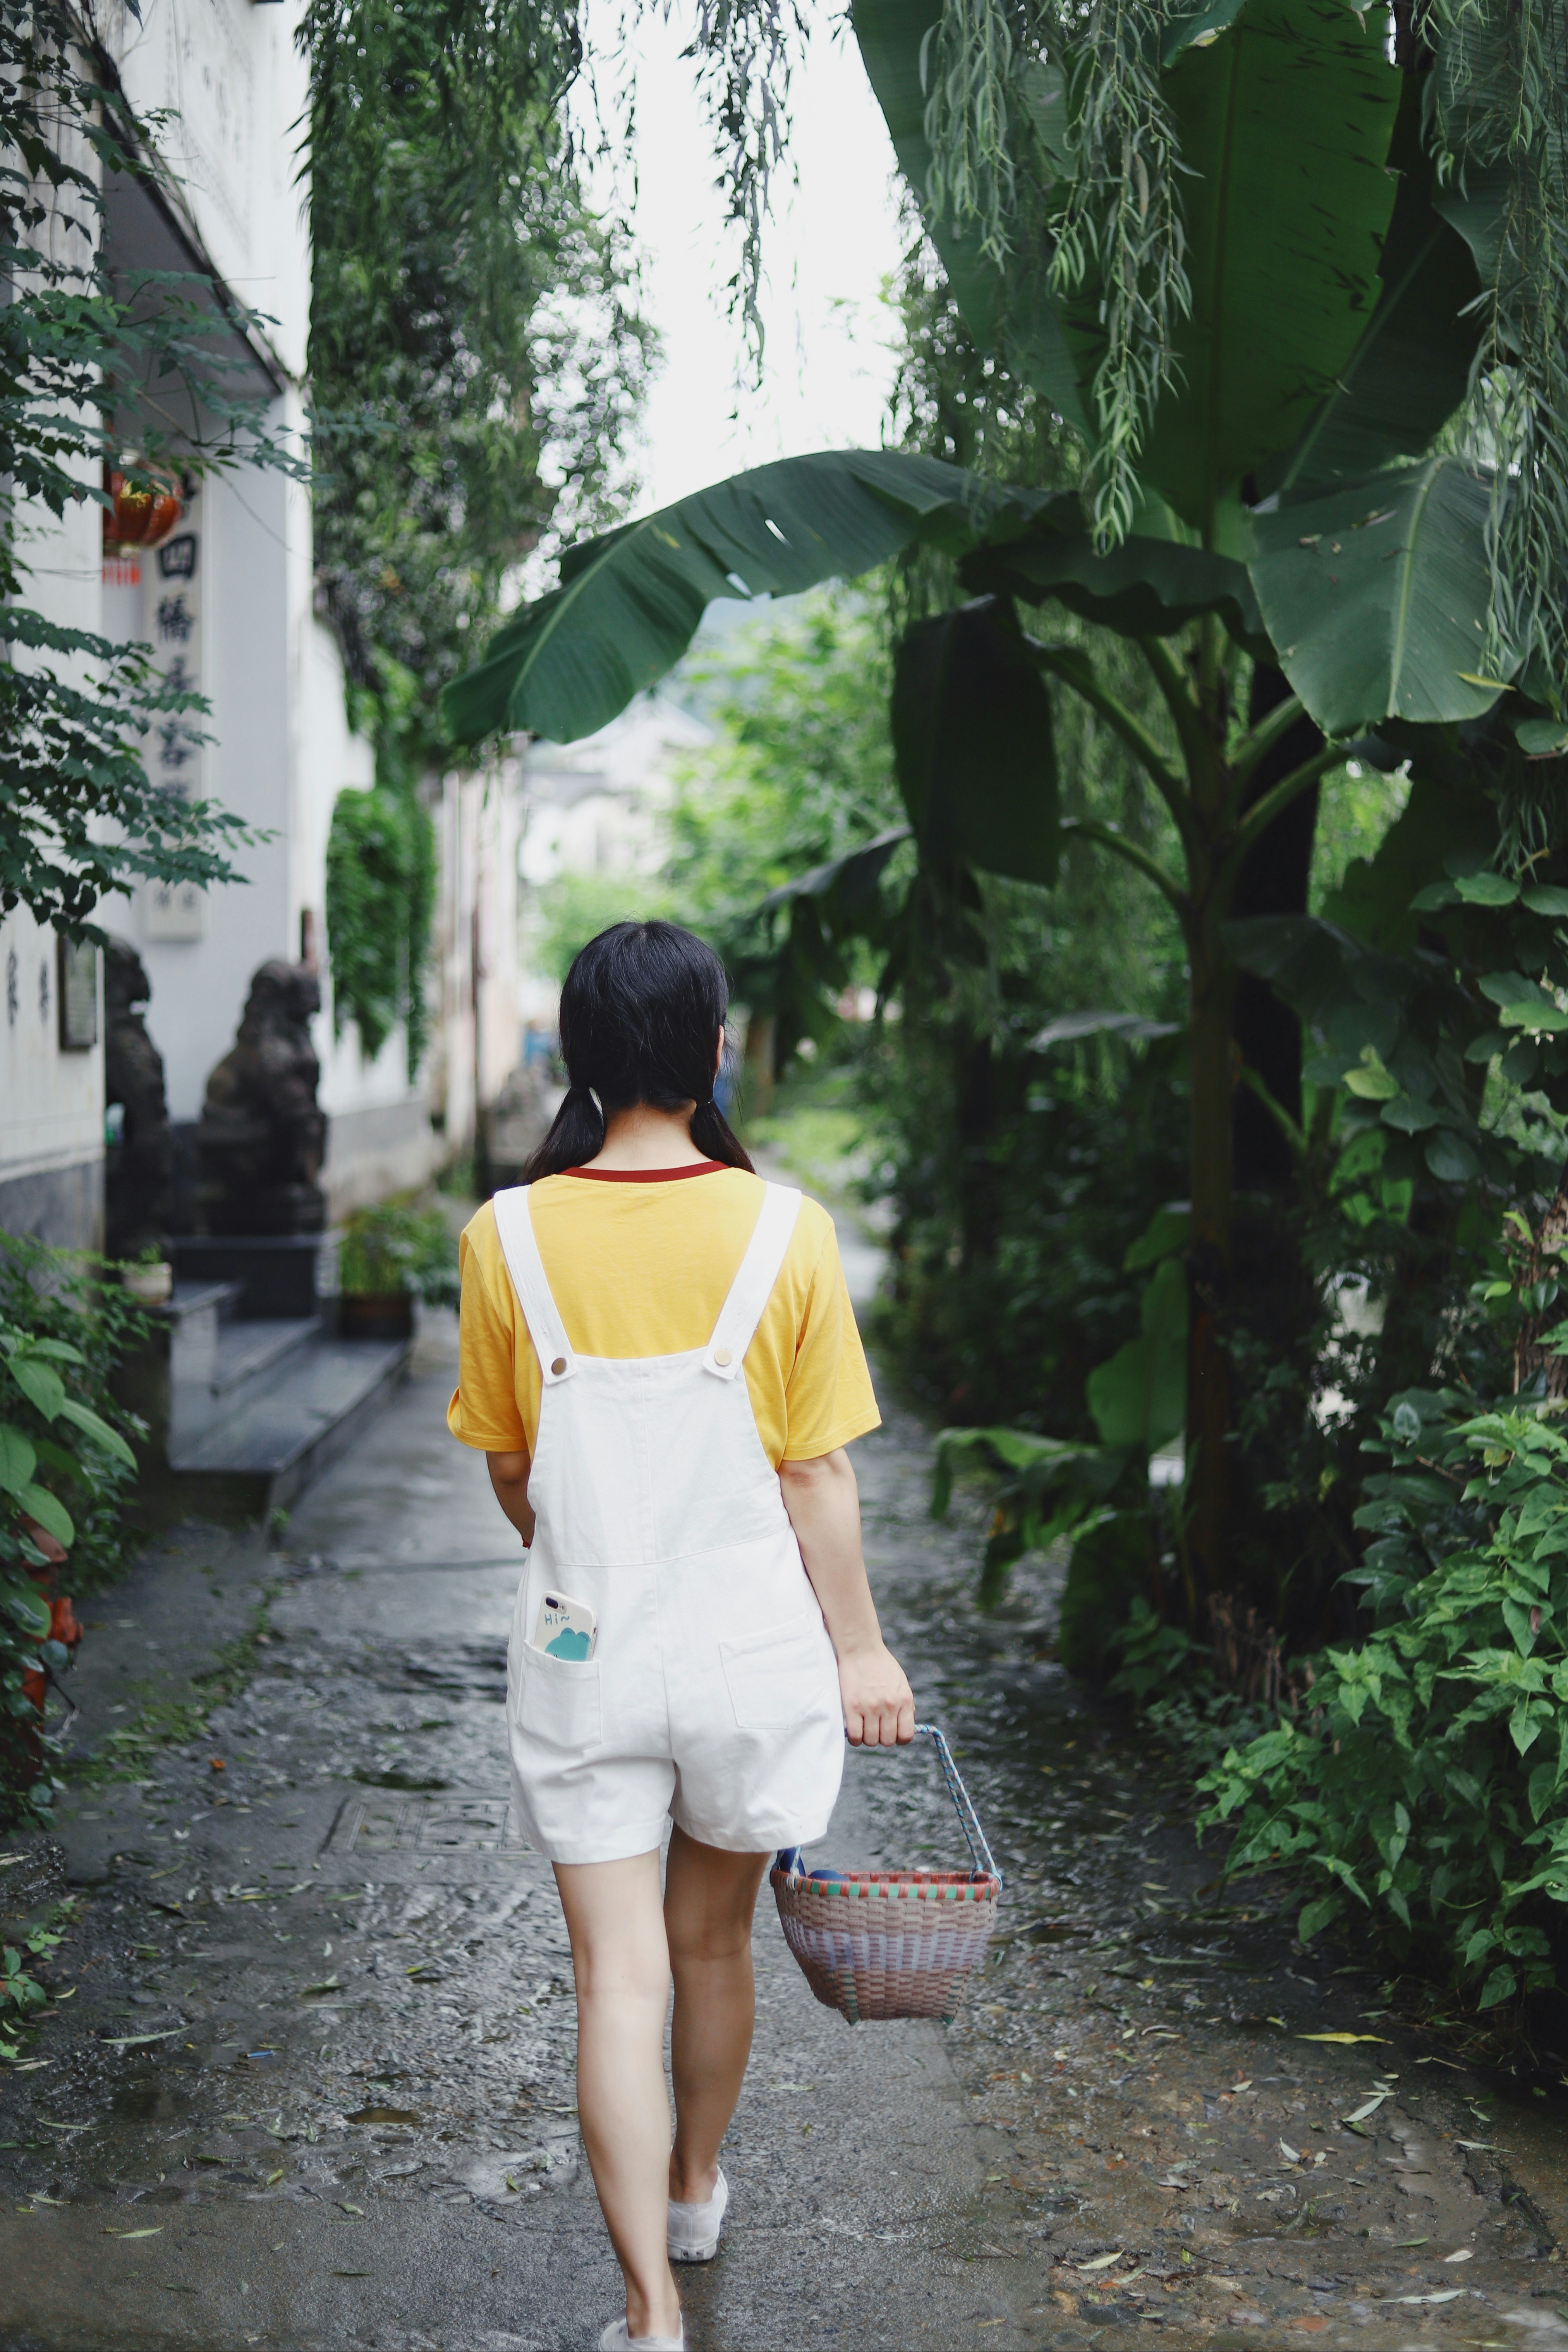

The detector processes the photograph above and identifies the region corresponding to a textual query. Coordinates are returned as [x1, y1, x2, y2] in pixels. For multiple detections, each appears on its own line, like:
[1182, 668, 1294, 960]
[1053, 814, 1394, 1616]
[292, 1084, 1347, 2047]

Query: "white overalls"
[492, 1180, 847, 1866]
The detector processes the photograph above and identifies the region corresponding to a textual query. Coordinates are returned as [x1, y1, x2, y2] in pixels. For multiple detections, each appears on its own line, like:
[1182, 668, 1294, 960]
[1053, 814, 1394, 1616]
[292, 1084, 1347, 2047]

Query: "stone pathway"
[0, 1285, 1566, 2348]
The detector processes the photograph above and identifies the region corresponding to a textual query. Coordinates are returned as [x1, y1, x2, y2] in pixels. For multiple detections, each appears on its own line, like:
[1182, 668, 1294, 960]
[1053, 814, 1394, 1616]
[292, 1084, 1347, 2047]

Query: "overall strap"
[490, 1186, 577, 1386]
[703, 1183, 802, 1381]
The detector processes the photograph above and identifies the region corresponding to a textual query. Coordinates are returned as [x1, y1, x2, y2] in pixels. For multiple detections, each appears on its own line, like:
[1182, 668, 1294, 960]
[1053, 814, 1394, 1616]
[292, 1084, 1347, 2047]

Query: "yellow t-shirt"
[447, 1165, 881, 1468]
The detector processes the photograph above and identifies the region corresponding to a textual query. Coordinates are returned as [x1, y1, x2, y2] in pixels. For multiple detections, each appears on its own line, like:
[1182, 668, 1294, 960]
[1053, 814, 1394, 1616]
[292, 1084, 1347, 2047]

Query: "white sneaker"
[598, 2323, 684, 2350]
[667, 2165, 728, 2263]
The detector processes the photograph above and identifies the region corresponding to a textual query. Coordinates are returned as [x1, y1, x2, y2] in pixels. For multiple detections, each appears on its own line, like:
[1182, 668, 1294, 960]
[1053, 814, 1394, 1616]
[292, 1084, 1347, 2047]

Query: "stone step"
[166, 1333, 413, 1519]
[208, 1313, 319, 1401]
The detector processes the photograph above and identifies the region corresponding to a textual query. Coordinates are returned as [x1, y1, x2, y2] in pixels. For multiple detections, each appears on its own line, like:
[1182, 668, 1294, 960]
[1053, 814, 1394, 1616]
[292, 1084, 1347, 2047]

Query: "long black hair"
[520, 921, 755, 1180]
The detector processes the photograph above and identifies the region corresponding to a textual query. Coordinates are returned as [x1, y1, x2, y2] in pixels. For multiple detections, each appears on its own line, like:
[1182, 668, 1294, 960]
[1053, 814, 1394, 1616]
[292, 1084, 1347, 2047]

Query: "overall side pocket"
[720, 1614, 832, 1730]
[519, 1642, 603, 1751]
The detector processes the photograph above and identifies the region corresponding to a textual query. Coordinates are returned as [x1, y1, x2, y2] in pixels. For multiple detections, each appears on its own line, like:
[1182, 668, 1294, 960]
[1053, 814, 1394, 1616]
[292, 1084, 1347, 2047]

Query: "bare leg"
[664, 1827, 769, 2204]
[555, 1851, 682, 2343]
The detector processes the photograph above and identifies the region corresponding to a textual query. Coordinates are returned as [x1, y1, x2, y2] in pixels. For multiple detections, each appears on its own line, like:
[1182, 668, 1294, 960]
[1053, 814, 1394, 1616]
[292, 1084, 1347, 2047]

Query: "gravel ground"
[0, 1293, 1562, 2350]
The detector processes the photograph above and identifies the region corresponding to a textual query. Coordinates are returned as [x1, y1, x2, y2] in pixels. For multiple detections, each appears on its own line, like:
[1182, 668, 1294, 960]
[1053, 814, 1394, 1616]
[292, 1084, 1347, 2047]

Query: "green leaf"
[1029, 1009, 1180, 1051]
[1248, 458, 1501, 733]
[1343, 1046, 1401, 1101]
[850, 0, 1092, 437]
[3, 1357, 65, 1422]
[1086, 1257, 1187, 1452]
[1425, 1130, 1481, 1184]
[759, 827, 911, 920]
[1452, 871, 1519, 906]
[0, 1584, 50, 1641]
[1477, 1962, 1517, 2010]
[442, 452, 1046, 746]
[1278, 75, 1482, 491]
[15, 1484, 72, 1547]
[1140, 0, 1401, 522]
[1516, 722, 1568, 759]
[891, 598, 1059, 885]
[51, 1398, 136, 1471]
[0, 1426, 36, 1498]
[962, 493, 1265, 646]
[1522, 883, 1568, 915]
[1123, 1204, 1190, 1273]
[1297, 1893, 1341, 1943]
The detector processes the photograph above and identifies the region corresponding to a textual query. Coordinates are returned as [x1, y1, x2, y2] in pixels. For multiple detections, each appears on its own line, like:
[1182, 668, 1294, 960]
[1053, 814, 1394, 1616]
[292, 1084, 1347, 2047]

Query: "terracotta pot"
[123, 1261, 173, 1304]
[338, 1291, 414, 1341]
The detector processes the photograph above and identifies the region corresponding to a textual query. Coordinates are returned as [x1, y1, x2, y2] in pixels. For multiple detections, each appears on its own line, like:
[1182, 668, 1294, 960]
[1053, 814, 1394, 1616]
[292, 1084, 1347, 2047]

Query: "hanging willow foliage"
[1424, 0, 1568, 692]
[1044, 0, 1189, 549]
[918, 0, 1188, 548]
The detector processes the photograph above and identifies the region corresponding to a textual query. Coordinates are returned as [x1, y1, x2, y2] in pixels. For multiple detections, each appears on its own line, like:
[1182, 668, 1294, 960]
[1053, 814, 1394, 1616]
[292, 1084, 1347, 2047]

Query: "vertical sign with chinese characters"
[143, 524, 206, 942]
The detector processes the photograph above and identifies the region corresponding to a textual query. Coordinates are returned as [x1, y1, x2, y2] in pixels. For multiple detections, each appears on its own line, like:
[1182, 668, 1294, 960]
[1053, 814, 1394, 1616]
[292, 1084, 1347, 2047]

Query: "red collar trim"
[562, 1160, 727, 1184]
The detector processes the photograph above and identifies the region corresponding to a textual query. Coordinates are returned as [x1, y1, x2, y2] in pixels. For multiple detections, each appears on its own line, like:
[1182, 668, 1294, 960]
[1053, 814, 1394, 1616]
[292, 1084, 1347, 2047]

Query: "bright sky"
[595, 7, 909, 516]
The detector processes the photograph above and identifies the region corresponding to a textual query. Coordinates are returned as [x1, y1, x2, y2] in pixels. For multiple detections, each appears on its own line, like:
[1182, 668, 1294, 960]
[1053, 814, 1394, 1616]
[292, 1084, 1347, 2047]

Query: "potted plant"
[336, 1197, 458, 1340]
[121, 1241, 172, 1306]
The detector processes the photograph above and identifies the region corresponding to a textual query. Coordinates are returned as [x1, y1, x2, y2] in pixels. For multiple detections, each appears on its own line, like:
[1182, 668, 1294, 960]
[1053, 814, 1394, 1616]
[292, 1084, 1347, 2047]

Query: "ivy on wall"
[324, 778, 435, 1081]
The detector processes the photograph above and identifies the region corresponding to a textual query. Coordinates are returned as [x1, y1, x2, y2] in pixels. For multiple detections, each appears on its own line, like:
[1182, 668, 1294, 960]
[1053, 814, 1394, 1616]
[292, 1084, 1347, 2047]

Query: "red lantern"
[103, 460, 183, 555]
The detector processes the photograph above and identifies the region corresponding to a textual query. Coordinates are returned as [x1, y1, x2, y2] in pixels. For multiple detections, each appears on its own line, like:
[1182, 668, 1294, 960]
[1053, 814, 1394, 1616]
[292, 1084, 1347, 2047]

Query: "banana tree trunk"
[1186, 911, 1236, 1613]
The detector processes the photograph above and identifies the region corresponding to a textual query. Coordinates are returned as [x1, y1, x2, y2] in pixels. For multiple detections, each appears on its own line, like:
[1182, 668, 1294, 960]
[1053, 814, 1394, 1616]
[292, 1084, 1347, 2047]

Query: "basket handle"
[773, 1727, 1003, 1890]
[916, 1723, 1003, 1889]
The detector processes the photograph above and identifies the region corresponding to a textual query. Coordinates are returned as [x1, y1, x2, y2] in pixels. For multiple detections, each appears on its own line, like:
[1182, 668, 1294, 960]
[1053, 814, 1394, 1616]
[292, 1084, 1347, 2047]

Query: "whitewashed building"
[0, 0, 516, 1249]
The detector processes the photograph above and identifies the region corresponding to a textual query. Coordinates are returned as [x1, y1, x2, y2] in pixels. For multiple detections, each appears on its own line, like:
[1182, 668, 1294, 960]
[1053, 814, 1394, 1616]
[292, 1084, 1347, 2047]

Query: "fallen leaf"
[1456, 2140, 1498, 2152]
[1077, 2251, 1123, 2272]
[99, 2029, 182, 2049]
[1386, 2290, 1462, 2306]
[104, 2227, 161, 2239]
[264, 2169, 283, 2187]
[1443, 2249, 1474, 2263]
[1298, 2032, 1389, 2045]
[1280, 2139, 1302, 2163]
[1343, 2094, 1390, 2124]
[337, 2202, 363, 2216]
[1231, 2080, 1253, 2093]
[331, 2270, 371, 2279]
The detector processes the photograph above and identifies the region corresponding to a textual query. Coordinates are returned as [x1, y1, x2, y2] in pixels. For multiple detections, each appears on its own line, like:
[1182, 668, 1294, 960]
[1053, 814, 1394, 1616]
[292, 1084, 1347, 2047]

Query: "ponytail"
[690, 1097, 753, 1173]
[518, 922, 755, 1181]
[520, 1083, 606, 1183]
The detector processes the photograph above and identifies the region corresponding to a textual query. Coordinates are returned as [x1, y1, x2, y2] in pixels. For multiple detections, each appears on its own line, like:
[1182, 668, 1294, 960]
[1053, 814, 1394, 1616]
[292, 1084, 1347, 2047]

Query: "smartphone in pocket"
[531, 1590, 598, 1661]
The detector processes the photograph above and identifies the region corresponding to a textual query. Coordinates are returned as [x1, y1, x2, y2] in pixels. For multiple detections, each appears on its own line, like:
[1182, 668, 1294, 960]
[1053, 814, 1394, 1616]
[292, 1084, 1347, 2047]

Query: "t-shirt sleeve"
[780, 1215, 882, 1462]
[447, 1209, 530, 1453]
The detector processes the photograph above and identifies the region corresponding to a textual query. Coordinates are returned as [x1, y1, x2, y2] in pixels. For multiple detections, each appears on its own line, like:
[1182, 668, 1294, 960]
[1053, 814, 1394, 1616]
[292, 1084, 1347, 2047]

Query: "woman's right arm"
[780, 1447, 914, 1746]
[486, 1450, 535, 1547]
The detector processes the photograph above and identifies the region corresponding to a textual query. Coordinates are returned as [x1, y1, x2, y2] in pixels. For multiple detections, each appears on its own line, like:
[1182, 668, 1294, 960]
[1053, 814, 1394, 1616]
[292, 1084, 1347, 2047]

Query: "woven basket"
[770, 1725, 1002, 2025]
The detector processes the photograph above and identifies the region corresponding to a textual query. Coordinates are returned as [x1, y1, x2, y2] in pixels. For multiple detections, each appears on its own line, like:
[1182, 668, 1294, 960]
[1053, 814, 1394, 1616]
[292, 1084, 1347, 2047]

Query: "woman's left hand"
[838, 1640, 916, 1747]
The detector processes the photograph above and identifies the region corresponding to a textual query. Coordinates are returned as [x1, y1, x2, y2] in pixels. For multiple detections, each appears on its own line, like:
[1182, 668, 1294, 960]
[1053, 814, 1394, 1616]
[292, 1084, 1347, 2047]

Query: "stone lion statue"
[194, 960, 328, 1236]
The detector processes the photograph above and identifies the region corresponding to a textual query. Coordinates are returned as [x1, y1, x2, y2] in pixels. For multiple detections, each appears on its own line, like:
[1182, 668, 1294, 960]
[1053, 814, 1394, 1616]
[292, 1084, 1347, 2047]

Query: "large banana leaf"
[850, 0, 1092, 438]
[442, 451, 1046, 746]
[1249, 457, 1501, 734]
[1278, 77, 1482, 491]
[962, 490, 1266, 645]
[891, 597, 1060, 885]
[1141, 0, 1400, 524]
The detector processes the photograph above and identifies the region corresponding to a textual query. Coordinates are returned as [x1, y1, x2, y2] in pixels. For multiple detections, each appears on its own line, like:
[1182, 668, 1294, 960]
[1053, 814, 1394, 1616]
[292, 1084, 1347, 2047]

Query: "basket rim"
[770, 1866, 1000, 1892]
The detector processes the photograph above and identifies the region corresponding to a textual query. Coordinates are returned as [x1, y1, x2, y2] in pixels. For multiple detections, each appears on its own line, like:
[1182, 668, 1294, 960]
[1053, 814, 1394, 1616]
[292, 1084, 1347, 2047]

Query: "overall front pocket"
[517, 1642, 603, 1751]
[720, 1615, 831, 1730]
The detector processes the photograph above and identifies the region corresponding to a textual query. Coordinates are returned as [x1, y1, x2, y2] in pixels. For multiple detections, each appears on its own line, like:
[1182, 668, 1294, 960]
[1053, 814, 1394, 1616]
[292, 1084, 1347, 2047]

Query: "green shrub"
[338, 1197, 458, 1307]
[1199, 1388, 1568, 2009]
[0, 1233, 148, 1825]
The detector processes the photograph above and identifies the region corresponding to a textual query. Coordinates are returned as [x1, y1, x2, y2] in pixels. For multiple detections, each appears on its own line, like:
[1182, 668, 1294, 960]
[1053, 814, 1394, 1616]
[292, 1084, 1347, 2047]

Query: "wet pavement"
[1, 1283, 1568, 2347]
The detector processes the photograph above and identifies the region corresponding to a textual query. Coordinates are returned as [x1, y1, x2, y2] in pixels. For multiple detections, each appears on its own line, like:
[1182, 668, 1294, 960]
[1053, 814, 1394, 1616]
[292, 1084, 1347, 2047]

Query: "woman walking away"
[448, 922, 915, 2350]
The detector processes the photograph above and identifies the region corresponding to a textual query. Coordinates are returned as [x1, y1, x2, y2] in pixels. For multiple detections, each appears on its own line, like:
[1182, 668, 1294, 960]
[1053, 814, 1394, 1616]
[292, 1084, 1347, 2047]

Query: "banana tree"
[445, 0, 1554, 1605]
